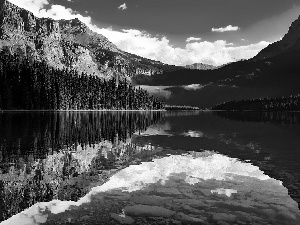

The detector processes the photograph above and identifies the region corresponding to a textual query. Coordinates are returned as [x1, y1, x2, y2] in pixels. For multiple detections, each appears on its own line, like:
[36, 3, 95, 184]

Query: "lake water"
[1, 111, 300, 225]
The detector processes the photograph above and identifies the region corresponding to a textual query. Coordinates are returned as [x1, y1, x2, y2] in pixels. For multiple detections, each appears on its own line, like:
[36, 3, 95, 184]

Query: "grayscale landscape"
[0, 0, 300, 224]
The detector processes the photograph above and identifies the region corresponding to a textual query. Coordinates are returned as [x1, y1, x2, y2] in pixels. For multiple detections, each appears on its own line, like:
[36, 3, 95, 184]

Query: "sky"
[7, 0, 300, 66]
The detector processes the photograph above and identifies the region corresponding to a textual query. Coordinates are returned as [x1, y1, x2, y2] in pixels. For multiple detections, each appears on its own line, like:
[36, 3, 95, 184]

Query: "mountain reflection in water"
[3, 152, 300, 225]
[1, 111, 300, 224]
[0, 111, 164, 222]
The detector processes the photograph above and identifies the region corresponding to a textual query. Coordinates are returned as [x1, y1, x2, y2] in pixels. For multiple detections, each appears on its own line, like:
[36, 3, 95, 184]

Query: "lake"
[1, 111, 300, 225]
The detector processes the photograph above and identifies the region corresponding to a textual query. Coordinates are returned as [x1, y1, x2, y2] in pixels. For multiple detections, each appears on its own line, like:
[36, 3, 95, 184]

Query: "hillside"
[0, 54, 164, 110]
[133, 14, 300, 108]
[2, 0, 300, 109]
[0, 0, 181, 81]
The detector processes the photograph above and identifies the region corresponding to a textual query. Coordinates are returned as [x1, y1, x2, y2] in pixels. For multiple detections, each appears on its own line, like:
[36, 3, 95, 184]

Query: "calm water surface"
[1, 111, 300, 225]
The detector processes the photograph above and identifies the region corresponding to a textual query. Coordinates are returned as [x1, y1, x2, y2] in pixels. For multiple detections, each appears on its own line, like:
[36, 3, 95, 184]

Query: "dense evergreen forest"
[164, 105, 200, 110]
[0, 54, 164, 110]
[212, 94, 300, 111]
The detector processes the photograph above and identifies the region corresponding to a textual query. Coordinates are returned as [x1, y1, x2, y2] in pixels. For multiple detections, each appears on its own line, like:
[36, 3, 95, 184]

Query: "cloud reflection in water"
[3, 152, 300, 225]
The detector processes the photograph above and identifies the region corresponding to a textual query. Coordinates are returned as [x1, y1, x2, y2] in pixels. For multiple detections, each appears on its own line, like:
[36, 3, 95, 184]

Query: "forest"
[212, 95, 300, 111]
[0, 54, 164, 110]
[164, 105, 200, 110]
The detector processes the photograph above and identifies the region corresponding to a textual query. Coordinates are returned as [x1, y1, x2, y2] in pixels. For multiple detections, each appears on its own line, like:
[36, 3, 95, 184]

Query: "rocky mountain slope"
[0, 0, 180, 80]
[185, 63, 218, 70]
[134, 14, 300, 108]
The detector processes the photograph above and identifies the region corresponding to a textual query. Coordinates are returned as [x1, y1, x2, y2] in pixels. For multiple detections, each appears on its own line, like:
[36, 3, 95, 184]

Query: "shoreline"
[0, 109, 299, 113]
[210, 110, 300, 112]
[0, 109, 166, 112]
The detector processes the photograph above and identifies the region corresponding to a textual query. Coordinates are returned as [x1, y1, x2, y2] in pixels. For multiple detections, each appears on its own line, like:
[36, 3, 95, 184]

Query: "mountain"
[255, 15, 300, 60]
[0, 0, 180, 80]
[0, 0, 168, 110]
[185, 63, 218, 70]
[2, 0, 300, 109]
[134, 14, 300, 108]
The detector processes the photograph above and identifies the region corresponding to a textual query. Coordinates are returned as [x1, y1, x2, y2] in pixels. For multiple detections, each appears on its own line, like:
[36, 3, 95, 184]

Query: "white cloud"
[186, 37, 202, 42]
[8, 0, 92, 24]
[212, 25, 240, 32]
[183, 84, 204, 90]
[7, 0, 270, 66]
[8, 0, 49, 16]
[118, 3, 127, 10]
[97, 28, 270, 66]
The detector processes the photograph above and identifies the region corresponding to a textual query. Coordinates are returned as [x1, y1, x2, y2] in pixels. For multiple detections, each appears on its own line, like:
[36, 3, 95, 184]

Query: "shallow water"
[1, 111, 300, 224]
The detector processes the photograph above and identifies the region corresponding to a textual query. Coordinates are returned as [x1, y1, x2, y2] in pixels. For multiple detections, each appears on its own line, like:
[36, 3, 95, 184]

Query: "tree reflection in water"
[0, 111, 164, 222]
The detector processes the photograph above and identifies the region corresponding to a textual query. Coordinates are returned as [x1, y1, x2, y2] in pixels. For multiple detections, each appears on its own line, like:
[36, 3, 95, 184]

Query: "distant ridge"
[134, 12, 300, 108]
[185, 63, 218, 70]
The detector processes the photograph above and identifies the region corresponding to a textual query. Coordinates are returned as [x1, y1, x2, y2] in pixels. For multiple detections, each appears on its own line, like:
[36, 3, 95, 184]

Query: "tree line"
[164, 105, 200, 110]
[212, 94, 300, 111]
[0, 54, 164, 110]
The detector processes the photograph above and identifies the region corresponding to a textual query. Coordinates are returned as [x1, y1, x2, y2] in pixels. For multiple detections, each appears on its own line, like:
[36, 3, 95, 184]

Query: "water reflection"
[0, 111, 164, 222]
[214, 111, 300, 127]
[183, 130, 205, 137]
[1, 111, 300, 224]
[3, 152, 300, 225]
[136, 122, 173, 137]
[131, 111, 300, 209]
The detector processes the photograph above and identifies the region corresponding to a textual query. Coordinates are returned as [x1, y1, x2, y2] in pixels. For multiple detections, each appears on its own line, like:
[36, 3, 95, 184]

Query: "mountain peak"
[255, 13, 300, 60]
[0, 0, 176, 79]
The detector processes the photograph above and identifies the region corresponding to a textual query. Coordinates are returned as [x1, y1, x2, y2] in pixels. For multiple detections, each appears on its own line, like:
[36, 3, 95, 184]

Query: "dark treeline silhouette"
[212, 94, 300, 111]
[0, 111, 164, 221]
[0, 54, 164, 110]
[213, 111, 300, 128]
[164, 105, 200, 110]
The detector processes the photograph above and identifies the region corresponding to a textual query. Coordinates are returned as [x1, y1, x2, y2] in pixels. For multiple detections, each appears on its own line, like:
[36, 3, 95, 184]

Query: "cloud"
[118, 3, 127, 10]
[8, 0, 50, 16]
[7, 0, 270, 66]
[98, 28, 270, 66]
[183, 84, 204, 90]
[186, 37, 202, 42]
[212, 25, 240, 32]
